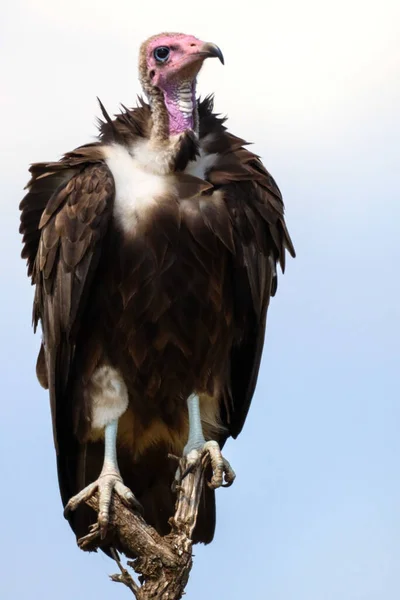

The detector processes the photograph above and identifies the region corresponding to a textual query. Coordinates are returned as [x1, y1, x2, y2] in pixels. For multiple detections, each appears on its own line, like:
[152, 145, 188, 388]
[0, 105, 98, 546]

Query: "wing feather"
[198, 102, 295, 438]
[20, 155, 114, 459]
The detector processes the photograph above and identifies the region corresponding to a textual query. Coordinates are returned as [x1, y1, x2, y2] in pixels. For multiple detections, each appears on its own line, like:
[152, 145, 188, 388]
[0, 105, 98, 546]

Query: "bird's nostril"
[190, 43, 196, 47]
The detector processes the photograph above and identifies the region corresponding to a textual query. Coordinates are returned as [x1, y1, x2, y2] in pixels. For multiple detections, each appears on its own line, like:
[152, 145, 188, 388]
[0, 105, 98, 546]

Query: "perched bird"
[19, 32, 295, 548]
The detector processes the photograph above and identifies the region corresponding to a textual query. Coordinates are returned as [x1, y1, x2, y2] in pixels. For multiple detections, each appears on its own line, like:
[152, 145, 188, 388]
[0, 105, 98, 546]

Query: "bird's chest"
[104, 140, 217, 237]
[101, 140, 229, 337]
[105, 143, 174, 234]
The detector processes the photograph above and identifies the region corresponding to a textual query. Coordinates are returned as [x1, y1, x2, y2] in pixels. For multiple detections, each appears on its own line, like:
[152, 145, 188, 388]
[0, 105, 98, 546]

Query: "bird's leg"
[64, 419, 140, 538]
[184, 392, 207, 454]
[177, 393, 236, 489]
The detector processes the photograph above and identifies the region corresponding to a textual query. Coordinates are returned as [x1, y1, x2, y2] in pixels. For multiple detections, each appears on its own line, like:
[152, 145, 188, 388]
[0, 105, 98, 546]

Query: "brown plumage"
[20, 35, 295, 550]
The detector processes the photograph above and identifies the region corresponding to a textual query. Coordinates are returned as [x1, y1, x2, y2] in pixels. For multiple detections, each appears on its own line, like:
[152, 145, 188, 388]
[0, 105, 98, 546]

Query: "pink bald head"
[139, 33, 223, 136]
[140, 32, 224, 91]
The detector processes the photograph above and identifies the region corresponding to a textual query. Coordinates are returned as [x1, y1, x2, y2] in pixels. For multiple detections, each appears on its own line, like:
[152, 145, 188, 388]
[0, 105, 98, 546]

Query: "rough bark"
[79, 451, 209, 600]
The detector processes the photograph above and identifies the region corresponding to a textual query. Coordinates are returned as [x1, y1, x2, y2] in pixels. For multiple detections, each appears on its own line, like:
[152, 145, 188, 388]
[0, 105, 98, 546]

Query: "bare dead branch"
[79, 450, 210, 600]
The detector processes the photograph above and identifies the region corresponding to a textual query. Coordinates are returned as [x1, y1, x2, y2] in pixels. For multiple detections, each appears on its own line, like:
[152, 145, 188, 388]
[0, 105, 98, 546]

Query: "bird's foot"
[64, 469, 141, 538]
[176, 440, 236, 490]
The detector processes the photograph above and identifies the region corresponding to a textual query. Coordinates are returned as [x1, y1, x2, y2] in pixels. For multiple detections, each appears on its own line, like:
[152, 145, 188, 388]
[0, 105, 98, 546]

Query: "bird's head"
[139, 32, 224, 92]
[139, 32, 224, 137]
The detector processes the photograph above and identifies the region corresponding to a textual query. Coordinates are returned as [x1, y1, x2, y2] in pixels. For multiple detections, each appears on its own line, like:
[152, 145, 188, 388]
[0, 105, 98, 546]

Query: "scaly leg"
[64, 419, 140, 537]
[178, 393, 236, 489]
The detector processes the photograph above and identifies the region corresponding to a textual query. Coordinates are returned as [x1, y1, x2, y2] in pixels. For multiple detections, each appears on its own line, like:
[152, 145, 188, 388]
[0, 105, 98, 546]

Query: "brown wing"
[19, 152, 114, 467]
[199, 102, 295, 438]
[225, 155, 295, 438]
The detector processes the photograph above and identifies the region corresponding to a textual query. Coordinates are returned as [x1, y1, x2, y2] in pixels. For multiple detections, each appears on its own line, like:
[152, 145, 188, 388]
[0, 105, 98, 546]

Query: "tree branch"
[79, 450, 210, 600]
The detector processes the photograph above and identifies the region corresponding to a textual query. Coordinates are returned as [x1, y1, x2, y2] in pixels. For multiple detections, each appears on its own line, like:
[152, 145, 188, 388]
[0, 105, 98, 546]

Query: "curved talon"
[174, 440, 236, 491]
[202, 441, 236, 489]
[64, 472, 140, 538]
[64, 481, 98, 516]
[181, 461, 197, 480]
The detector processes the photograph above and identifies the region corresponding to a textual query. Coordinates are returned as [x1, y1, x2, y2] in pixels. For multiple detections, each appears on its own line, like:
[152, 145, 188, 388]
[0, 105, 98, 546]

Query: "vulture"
[19, 32, 295, 548]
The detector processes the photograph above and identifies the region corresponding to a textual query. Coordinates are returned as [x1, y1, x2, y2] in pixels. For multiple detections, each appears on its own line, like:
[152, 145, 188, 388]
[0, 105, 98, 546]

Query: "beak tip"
[202, 42, 225, 65]
[215, 47, 225, 65]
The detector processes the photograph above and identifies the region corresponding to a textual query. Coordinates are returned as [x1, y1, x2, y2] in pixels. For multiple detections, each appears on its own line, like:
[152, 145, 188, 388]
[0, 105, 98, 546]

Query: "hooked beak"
[198, 42, 225, 65]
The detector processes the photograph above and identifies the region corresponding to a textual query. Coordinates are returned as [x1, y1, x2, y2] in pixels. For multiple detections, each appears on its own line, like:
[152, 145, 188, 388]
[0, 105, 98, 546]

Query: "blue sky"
[2, 1, 399, 598]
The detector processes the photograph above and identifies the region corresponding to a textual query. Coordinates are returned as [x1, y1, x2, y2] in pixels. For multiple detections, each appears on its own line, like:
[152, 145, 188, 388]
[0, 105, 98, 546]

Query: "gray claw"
[202, 441, 236, 489]
[64, 471, 140, 536]
[174, 440, 236, 491]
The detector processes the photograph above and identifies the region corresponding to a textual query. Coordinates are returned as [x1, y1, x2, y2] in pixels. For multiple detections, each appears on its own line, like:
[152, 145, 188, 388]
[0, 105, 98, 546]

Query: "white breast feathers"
[103, 138, 219, 235]
[104, 143, 171, 233]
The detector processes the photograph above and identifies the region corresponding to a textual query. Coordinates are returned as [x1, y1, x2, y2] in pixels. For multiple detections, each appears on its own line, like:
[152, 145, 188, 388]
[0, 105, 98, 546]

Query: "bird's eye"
[154, 46, 170, 62]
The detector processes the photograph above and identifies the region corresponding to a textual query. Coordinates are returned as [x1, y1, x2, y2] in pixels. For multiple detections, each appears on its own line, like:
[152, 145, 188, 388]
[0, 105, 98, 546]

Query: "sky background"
[1, 0, 399, 598]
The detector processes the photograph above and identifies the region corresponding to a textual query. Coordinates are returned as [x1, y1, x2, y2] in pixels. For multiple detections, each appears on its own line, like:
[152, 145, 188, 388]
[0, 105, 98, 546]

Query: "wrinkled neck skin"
[162, 80, 197, 136]
[142, 80, 199, 174]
